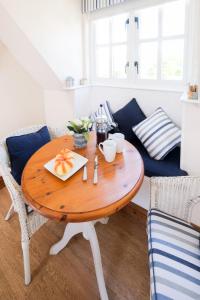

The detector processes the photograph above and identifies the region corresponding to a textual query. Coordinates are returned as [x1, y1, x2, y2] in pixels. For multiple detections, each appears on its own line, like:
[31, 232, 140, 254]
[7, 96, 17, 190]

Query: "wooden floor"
[0, 187, 149, 300]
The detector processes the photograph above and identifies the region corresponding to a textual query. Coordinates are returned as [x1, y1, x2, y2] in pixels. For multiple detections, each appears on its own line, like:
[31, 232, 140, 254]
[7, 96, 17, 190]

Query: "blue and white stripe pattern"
[148, 209, 200, 300]
[90, 101, 116, 127]
[132, 107, 181, 160]
[82, 0, 126, 13]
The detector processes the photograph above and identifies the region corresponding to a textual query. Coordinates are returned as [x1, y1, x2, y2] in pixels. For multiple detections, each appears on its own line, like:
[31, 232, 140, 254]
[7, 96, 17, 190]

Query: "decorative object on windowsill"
[65, 76, 75, 88]
[96, 104, 109, 146]
[80, 78, 88, 85]
[187, 83, 199, 100]
[67, 117, 92, 149]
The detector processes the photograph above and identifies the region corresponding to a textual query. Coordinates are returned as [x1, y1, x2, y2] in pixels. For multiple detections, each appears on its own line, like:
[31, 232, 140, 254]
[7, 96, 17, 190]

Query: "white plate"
[44, 151, 88, 181]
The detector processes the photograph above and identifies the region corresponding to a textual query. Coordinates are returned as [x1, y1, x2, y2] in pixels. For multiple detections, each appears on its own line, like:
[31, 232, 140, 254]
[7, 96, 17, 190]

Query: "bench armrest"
[150, 176, 200, 223]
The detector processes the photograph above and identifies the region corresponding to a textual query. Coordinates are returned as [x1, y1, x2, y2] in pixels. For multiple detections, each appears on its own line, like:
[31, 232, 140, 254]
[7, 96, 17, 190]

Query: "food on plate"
[54, 149, 74, 176]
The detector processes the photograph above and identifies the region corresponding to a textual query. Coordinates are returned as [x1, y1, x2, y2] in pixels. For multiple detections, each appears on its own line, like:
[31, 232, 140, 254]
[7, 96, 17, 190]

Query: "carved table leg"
[93, 217, 109, 226]
[49, 222, 83, 255]
[49, 220, 109, 300]
[83, 222, 109, 300]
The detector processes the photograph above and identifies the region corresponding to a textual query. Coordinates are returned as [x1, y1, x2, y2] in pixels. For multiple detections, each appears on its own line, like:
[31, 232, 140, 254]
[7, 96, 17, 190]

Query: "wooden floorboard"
[0, 187, 149, 300]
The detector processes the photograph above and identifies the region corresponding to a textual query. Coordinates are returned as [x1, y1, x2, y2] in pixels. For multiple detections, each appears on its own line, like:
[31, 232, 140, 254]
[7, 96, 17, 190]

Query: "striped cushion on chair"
[148, 209, 200, 300]
[132, 107, 181, 160]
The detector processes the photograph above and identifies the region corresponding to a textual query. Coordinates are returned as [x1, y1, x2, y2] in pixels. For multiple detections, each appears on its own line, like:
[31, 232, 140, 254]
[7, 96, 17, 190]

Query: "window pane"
[95, 18, 109, 45]
[162, 0, 185, 37]
[96, 47, 109, 78]
[139, 42, 158, 79]
[138, 7, 159, 39]
[112, 45, 127, 79]
[112, 14, 128, 43]
[161, 39, 184, 80]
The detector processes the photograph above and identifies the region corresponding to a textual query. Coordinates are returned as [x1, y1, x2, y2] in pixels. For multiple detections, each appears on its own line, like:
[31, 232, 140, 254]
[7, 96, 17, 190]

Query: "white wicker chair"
[0, 125, 65, 285]
[149, 176, 200, 299]
[150, 176, 200, 224]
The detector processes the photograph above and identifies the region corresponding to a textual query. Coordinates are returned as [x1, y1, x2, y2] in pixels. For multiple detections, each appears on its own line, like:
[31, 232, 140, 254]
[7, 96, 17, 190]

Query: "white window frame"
[133, 2, 188, 89]
[89, 0, 189, 91]
[90, 14, 129, 84]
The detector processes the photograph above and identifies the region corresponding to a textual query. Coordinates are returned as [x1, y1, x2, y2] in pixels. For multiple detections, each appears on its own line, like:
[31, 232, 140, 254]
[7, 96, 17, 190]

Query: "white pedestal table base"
[50, 218, 109, 300]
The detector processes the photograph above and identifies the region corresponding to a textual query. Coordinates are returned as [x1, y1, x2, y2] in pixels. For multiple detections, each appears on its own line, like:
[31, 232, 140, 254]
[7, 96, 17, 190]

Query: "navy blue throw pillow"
[113, 99, 146, 143]
[6, 126, 51, 185]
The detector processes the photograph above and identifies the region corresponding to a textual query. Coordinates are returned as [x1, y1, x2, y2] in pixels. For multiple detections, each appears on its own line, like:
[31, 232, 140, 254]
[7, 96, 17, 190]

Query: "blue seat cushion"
[113, 99, 146, 142]
[133, 138, 187, 177]
[6, 126, 51, 185]
[148, 209, 200, 300]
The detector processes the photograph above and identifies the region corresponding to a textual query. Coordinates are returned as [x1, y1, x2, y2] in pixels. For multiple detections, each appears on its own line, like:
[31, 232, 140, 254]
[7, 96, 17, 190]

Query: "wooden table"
[22, 133, 144, 300]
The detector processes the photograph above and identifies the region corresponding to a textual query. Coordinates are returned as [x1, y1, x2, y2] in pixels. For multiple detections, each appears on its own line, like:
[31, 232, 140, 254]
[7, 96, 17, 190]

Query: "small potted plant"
[67, 117, 93, 148]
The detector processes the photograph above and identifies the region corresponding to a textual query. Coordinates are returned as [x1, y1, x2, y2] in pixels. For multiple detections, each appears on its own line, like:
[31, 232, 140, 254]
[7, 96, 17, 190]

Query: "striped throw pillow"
[90, 101, 116, 127]
[132, 107, 181, 160]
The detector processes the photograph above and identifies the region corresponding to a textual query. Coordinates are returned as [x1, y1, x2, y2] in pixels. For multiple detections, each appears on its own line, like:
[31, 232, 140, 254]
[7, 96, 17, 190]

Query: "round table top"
[22, 133, 144, 222]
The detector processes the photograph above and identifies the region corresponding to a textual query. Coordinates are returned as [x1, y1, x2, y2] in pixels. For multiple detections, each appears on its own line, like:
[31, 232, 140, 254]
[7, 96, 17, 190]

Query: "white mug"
[108, 133, 125, 153]
[99, 140, 117, 163]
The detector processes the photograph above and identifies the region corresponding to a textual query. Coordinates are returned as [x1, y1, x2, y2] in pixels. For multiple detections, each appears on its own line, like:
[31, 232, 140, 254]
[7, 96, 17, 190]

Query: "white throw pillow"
[132, 107, 181, 160]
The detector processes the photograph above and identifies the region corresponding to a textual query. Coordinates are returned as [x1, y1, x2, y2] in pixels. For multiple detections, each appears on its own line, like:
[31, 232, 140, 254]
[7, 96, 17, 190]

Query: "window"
[136, 1, 186, 81]
[90, 0, 187, 88]
[92, 13, 128, 79]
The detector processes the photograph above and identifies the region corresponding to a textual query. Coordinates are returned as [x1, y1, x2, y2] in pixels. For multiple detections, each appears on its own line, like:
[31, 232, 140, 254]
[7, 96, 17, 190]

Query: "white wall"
[181, 102, 200, 175]
[0, 2, 62, 90]
[0, 42, 45, 138]
[0, 0, 83, 85]
[44, 90, 75, 129]
[0, 0, 84, 138]
[44, 86, 91, 128]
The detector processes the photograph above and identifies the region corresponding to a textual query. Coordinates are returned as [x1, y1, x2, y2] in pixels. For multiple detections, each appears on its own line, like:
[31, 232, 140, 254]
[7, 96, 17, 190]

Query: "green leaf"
[67, 126, 75, 132]
[68, 121, 81, 133]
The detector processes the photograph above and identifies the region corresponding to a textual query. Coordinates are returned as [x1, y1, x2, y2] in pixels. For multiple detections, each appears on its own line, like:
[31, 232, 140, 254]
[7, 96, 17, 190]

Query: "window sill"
[63, 84, 91, 91]
[91, 82, 184, 93]
[181, 94, 200, 104]
[62, 83, 184, 93]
